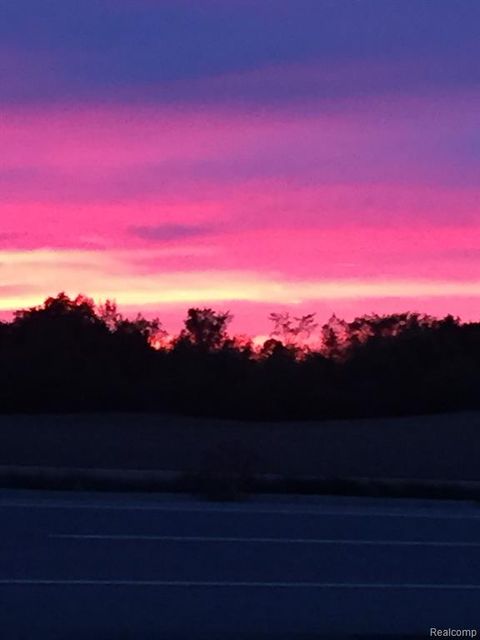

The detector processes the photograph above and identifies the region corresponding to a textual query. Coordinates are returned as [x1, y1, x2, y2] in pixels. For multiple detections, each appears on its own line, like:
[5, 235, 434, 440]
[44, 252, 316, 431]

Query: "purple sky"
[1, 1, 479, 335]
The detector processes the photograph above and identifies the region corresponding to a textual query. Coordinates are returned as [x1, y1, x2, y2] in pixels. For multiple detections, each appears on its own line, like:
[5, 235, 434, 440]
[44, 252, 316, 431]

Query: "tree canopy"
[0, 293, 478, 419]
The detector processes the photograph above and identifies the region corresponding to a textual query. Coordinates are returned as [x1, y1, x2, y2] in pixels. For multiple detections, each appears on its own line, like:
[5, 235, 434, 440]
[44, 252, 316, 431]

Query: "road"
[1, 490, 480, 639]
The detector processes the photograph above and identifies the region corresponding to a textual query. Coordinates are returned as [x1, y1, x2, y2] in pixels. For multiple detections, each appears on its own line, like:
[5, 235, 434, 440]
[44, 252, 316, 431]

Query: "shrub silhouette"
[195, 442, 258, 501]
[0, 293, 479, 420]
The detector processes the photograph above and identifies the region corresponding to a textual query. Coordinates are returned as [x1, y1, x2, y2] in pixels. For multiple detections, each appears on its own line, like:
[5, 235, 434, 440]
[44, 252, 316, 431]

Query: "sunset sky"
[1, 0, 479, 335]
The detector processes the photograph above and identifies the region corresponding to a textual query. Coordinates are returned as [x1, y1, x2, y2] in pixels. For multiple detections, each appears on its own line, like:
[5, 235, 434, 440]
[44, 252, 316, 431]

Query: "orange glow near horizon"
[2, 3, 480, 337]
[1, 99, 479, 333]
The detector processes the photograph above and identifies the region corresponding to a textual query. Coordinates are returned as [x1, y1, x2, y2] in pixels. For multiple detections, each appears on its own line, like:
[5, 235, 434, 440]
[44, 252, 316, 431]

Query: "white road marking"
[0, 579, 479, 589]
[2, 501, 480, 520]
[50, 534, 480, 547]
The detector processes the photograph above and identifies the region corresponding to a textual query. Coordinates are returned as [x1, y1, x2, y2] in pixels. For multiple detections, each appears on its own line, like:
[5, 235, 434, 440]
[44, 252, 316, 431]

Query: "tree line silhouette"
[0, 292, 478, 419]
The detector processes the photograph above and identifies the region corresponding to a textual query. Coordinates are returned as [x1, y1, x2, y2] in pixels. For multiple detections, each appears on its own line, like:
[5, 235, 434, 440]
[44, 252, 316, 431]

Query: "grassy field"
[1, 411, 479, 483]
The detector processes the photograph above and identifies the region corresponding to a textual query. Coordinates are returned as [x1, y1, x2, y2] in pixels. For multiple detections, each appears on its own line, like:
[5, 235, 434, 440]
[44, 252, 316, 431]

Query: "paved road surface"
[1, 490, 479, 638]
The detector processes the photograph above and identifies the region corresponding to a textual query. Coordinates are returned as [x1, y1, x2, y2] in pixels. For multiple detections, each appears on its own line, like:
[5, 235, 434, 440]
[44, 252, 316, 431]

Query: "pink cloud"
[0, 98, 478, 331]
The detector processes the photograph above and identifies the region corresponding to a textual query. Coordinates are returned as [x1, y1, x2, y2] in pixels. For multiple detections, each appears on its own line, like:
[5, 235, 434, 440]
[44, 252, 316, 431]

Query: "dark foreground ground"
[1, 490, 479, 639]
[1, 411, 480, 481]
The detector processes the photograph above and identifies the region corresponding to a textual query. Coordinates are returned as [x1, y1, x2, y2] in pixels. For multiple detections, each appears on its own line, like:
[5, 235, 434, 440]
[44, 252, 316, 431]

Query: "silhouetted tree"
[0, 293, 478, 419]
[97, 299, 123, 331]
[269, 312, 318, 347]
[177, 308, 233, 351]
[321, 314, 349, 359]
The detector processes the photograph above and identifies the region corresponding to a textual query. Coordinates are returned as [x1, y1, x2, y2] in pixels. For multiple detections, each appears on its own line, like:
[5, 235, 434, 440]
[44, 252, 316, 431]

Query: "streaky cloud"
[130, 223, 216, 242]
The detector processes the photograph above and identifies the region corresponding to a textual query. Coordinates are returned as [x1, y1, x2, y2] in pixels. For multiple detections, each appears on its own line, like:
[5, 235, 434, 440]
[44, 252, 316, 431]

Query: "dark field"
[1, 411, 479, 482]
